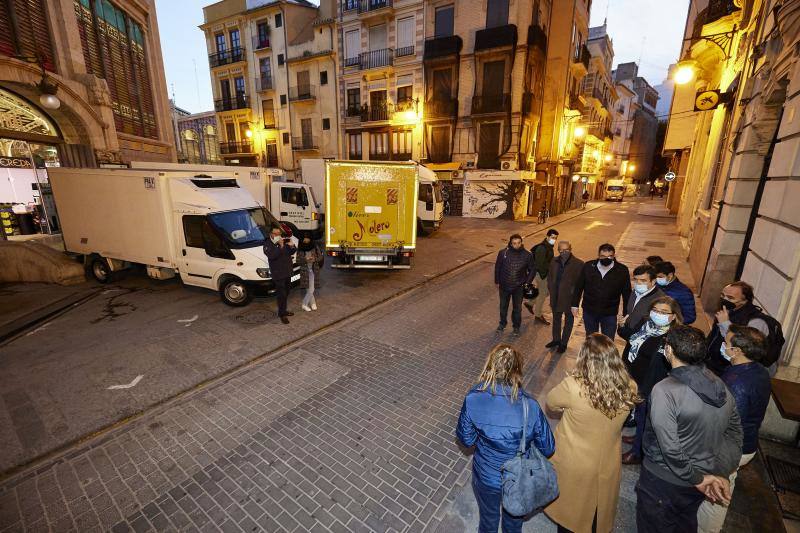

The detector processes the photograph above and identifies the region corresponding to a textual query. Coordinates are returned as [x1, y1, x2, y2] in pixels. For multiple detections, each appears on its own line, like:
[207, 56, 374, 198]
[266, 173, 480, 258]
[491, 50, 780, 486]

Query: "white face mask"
[720, 342, 732, 362]
[271, 234, 282, 244]
[548, 238, 557, 246]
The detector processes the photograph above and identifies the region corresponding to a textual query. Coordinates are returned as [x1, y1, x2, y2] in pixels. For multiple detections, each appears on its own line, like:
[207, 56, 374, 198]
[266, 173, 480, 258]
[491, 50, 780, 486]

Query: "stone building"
[0, 0, 176, 167]
[609, 80, 637, 184]
[613, 62, 659, 183]
[170, 103, 222, 165]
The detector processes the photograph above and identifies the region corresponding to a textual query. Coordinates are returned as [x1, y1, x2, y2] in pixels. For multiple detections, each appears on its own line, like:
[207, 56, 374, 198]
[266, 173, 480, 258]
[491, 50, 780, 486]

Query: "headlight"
[256, 268, 270, 278]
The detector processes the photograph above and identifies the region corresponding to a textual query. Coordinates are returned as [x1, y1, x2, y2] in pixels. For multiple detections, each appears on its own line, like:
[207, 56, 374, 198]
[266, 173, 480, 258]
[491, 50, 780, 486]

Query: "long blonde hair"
[478, 344, 524, 402]
[571, 334, 641, 418]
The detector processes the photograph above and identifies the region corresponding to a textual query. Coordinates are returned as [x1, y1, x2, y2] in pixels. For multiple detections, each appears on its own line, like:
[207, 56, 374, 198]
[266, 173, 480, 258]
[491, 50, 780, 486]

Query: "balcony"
[292, 136, 319, 151]
[395, 46, 415, 58]
[360, 48, 393, 70]
[471, 93, 511, 115]
[475, 24, 517, 52]
[691, 0, 739, 41]
[263, 115, 278, 129]
[343, 0, 358, 12]
[252, 35, 270, 50]
[580, 45, 591, 69]
[214, 95, 249, 112]
[527, 24, 547, 53]
[358, 0, 392, 15]
[344, 56, 360, 68]
[220, 140, 253, 154]
[288, 85, 316, 102]
[425, 97, 458, 119]
[209, 47, 245, 68]
[255, 76, 273, 92]
[424, 35, 463, 61]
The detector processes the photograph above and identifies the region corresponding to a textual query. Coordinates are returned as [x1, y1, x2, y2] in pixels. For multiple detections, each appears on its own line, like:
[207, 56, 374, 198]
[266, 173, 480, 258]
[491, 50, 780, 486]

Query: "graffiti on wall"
[464, 181, 529, 220]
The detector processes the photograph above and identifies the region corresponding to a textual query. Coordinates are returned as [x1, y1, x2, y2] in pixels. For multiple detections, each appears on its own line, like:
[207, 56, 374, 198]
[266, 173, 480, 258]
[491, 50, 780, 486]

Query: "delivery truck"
[129, 162, 323, 239]
[325, 160, 418, 269]
[49, 168, 301, 306]
[605, 179, 626, 201]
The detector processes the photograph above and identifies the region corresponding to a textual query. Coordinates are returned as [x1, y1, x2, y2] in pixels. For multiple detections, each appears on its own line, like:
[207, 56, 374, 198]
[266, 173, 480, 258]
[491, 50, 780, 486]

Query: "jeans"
[302, 266, 316, 308]
[473, 478, 523, 533]
[531, 273, 549, 316]
[696, 452, 755, 532]
[583, 311, 617, 339]
[629, 399, 648, 459]
[499, 287, 524, 329]
[636, 466, 705, 533]
[552, 311, 574, 346]
[274, 277, 291, 316]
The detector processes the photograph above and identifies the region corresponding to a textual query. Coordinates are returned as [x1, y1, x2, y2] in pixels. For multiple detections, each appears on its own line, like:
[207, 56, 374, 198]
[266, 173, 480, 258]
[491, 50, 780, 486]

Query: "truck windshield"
[208, 208, 281, 248]
[607, 186, 624, 191]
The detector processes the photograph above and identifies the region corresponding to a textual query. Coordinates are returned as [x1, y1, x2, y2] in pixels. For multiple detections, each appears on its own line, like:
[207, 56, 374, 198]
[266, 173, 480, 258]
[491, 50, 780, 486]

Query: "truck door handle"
[182, 249, 186, 256]
[280, 212, 288, 216]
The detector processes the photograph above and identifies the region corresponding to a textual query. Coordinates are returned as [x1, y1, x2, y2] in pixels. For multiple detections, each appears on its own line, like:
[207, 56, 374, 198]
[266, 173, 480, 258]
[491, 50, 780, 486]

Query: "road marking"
[584, 221, 613, 230]
[177, 315, 198, 328]
[107, 375, 144, 390]
[25, 323, 51, 336]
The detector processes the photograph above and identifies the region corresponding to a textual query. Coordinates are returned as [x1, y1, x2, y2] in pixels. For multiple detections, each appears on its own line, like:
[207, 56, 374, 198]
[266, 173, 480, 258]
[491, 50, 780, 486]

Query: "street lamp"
[572, 174, 581, 182]
[574, 126, 586, 139]
[604, 154, 613, 163]
[673, 61, 697, 85]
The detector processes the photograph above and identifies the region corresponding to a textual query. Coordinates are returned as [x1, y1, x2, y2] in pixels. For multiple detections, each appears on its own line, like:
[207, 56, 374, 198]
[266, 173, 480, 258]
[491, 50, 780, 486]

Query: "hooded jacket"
[643, 365, 743, 487]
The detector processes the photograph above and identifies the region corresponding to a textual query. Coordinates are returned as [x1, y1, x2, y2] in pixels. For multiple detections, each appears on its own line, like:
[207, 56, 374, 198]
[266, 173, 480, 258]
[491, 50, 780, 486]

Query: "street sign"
[665, 172, 676, 182]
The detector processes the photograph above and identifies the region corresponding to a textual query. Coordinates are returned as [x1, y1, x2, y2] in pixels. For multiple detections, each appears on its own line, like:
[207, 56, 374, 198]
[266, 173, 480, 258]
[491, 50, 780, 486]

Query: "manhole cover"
[235, 309, 276, 324]
[643, 240, 666, 248]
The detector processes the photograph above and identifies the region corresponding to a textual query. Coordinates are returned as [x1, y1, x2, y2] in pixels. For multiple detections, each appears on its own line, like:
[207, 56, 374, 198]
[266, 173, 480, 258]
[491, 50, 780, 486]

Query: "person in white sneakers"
[297, 233, 322, 312]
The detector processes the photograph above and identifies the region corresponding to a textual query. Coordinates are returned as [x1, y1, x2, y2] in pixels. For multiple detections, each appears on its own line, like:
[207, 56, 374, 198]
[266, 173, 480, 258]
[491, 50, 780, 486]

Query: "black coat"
[494, 247, 534, 292]
[623, 334, 671, 397]
[547, 255, 584, 313]
[574, 260, 632, 316]
[618, 287, 665, 340]
[264, 239, 296, 280]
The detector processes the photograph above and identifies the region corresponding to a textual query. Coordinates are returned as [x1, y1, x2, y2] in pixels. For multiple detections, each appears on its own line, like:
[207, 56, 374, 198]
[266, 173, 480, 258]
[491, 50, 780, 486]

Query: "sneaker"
[496, 325, 505, 333]
[302, 305, 311, 312]
[512, 328, 521, 336]
[280, 316, 290, 324]
[311, 303, 318, 311]
[545, 340, 560, 348]
[535, 316, 551, 325]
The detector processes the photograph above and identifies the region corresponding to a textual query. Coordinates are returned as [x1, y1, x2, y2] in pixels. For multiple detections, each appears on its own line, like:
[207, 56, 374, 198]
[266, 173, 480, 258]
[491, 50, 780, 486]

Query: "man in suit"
[618, 264, 665, 340]
[573, 243, 631, 339]
[546, 241, 584, 353]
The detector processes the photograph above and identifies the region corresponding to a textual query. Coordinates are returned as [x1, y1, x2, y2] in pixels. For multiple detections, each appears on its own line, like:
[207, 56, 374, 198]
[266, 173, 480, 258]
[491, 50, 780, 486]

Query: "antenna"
[193, 59, 201, 109]
[605, 0, 610, 23]
[170, 83, 176, 103]
[638, 36, 646, 67]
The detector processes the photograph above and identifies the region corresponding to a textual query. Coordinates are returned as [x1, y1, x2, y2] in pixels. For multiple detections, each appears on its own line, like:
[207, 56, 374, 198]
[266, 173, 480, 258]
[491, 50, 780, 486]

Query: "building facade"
[609, 80, 637, 184]
[0, 0, 176, 167]
[171, 104, 223, 165]
[613, 62, 659, 183]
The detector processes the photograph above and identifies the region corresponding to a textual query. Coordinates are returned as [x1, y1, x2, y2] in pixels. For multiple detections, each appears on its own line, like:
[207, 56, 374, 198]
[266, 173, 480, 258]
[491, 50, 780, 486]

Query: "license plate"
[357, 255, 384, 262]
[291, 274, 300, 282]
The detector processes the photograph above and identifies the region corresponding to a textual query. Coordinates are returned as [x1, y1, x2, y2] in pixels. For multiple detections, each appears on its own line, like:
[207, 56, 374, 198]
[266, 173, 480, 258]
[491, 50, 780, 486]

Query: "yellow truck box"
[325, 160, 418, 269]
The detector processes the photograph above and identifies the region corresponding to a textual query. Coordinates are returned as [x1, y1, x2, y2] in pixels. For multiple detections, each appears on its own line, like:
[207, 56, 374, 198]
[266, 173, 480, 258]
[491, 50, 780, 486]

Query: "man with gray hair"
[546, 241, 584, 353]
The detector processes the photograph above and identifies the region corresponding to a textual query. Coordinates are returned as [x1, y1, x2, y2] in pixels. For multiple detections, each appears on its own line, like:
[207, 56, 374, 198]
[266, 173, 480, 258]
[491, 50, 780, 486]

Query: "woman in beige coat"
[544, 333, 640, 533]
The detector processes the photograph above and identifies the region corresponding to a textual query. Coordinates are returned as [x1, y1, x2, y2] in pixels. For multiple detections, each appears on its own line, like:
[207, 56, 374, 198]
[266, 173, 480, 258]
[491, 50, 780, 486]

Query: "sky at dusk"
[156, 0, 689, 114]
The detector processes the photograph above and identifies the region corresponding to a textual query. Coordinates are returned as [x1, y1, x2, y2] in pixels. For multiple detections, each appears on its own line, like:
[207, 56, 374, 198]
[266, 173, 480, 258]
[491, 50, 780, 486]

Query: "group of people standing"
[263, 227, 323, 323]
[470, 229, 781, 533]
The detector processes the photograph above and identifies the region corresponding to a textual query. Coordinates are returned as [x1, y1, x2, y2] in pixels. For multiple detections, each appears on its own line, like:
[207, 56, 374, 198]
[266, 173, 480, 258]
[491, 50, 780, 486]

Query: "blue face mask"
[656, 278, 669, 286]
[720, 343, 732, 362]
[634, 283, 650, 295]
[650, 310, 671, 327]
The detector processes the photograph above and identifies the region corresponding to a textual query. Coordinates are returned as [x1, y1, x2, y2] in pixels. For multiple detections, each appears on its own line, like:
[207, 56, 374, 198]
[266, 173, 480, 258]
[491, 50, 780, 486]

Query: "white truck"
[605, 179, 626, 202]
[130, 162, 323, 240]
[49, 168, 301, 306]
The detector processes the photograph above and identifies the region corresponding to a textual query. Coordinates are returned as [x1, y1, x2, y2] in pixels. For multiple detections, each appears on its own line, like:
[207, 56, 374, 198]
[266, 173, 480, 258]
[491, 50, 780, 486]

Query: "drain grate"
[235, 309, 276, 324]
[767, 456, 800, 493]
[643, 240, 666, 248]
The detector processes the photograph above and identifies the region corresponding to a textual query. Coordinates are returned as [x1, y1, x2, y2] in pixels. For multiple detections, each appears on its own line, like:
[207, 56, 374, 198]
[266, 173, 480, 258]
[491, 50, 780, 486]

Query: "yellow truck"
[325, 160, 418, 269]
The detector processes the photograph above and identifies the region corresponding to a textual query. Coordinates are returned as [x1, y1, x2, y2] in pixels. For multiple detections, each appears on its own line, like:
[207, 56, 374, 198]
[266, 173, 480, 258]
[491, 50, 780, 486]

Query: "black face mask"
[560, 251, 571, 258]
[720, 298, 737, 311]
[599, 257, 614, 266]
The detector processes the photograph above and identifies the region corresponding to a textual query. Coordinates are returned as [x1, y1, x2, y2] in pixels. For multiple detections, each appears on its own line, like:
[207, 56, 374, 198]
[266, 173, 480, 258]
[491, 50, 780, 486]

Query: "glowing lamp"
[574, 126, 586, 138]
[674, 63, 696, 85]
[245, 129, 253, 138]
[572, 175, 581, 182]
[39, 94, 60, 110]
[604, 154, 613, 162]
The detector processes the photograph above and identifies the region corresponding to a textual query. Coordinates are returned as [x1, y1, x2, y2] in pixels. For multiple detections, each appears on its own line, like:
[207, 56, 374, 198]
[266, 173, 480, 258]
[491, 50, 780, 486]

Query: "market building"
[170, 103, 223, 165]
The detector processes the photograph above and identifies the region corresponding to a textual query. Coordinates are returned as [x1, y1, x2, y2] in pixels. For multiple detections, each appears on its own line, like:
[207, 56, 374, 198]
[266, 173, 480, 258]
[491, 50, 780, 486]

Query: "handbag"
[500, 398, 559, 516]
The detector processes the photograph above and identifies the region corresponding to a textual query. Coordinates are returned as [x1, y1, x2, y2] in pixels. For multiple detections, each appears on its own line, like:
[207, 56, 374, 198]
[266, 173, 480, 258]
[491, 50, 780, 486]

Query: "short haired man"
[654, 261, 696, 325]
[706, 281, 770, 375]
[545, 241, 584, 353]
[644, 255, 664, 267]
[696, 326, 771, 532]
[637, 325, 743, 533]
[524, 228, 559, 325]
[573, 243, 631, 339]
[618, 264, 664, 340]
[264, 226, 297, 324]
[494, 234, 534, 336]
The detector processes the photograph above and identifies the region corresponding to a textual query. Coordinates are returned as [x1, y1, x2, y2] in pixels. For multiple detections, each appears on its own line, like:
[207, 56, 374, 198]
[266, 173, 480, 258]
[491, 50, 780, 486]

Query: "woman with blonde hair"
[457, 344, 555, 533]
[544, 334, 639, 533]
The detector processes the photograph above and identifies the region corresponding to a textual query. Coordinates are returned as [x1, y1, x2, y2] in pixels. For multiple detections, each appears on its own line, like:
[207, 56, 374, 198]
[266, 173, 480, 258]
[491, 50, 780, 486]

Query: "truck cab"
[417, 173, 444, 235]
[269, 181, 322, 240]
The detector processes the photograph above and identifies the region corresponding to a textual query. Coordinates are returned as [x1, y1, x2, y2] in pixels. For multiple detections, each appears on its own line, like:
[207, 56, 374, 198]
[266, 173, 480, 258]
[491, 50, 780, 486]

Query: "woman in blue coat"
[457, 344, 556, 533]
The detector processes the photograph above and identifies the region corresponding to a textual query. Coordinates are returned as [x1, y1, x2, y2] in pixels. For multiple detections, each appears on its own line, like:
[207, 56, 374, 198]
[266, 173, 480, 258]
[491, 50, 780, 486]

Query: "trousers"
[583, 311, 617, 339]
[531, 273, 549, 316]
[472, 478, 523, 533]
[552, 310, 575, 346]
[302, 266, 316, 308]
[696, 452, 755, 532]
[274, 277, 291, 316]
[636, 466, 705, 533]
[499, 287, 524, 329]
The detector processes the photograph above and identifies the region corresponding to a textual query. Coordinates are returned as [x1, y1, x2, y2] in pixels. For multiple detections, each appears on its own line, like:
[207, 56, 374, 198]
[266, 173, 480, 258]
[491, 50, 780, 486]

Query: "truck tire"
[417, 218, 430, 237]
[89, 256, 112, 283]
[219, 277, 253, 307]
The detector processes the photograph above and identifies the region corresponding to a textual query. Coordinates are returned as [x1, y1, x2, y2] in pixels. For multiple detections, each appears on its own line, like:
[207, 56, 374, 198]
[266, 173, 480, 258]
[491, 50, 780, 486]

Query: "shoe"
[535, 316, 551, 325]
[496, 325, 505, 333]
[286, 312, 294, 317]
[622, 435, 636, 445]
[512, 328, 521, 336]
[302, 305, 311, 312]
[621, 452, 642, 465]
[556, 345, 567, 353]
[523, 302, 534, 315]
[280, 316, 290, 324]
[311, 303, 317, 311]
[545, 340, 560, 348]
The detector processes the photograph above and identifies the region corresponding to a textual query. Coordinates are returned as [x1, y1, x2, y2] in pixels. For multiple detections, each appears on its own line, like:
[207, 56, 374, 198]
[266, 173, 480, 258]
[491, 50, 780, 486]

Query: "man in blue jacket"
[494, 234, 535, 336]
[654, 261, 696, 325]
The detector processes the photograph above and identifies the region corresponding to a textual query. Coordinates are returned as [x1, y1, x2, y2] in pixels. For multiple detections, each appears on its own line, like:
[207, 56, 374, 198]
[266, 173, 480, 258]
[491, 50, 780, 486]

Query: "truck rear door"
[345, 177, 399, 249]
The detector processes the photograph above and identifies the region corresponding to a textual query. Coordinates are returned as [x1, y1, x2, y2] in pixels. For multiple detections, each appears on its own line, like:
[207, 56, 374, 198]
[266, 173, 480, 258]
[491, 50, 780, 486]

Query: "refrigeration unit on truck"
[49, 168, 301, 306]
[325, 160, 418, 269]
[129, 162, 323, 239]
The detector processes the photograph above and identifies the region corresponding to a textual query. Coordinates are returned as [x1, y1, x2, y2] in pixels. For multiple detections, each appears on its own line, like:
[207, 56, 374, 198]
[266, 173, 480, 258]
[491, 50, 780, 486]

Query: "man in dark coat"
[654, 261, 696, 324]
[573, 243, 631, 339]
[546, 241, 584, 353]
[618, 264, 665, 340]
[264, 226, 296, 324]
[524, 228, 558, 325]
[494, 233, 534, 336]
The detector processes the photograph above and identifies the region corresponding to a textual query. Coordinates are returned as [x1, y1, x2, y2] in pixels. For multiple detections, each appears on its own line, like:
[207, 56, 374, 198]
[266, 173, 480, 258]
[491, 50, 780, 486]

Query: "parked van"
[605, 179, 626, 201]
[49, 168, 300, 306]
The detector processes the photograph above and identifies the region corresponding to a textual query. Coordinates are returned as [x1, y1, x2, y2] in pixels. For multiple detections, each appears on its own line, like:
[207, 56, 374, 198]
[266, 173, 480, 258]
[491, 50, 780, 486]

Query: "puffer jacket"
[660, 277, 696, 325]
[643, 365, 743, 487]
[456, 383, 555, 489]
[494, 247, 534, 292]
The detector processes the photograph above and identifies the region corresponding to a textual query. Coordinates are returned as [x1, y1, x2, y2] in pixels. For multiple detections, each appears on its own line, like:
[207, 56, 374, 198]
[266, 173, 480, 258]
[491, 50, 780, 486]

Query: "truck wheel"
[90, 256, 112, 283]
[417, 218, 430, 237]
[219, 277, 253, 307]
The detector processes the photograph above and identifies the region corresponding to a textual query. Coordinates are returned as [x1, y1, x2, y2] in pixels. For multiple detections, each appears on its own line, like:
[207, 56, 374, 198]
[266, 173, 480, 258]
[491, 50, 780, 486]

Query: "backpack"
[753, 311, 785, 366]
[501, 399, 559, 517]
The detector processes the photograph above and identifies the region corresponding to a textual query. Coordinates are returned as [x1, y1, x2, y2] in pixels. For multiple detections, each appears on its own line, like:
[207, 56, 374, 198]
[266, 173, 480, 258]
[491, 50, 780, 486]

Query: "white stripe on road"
[107, 375, 144, 390]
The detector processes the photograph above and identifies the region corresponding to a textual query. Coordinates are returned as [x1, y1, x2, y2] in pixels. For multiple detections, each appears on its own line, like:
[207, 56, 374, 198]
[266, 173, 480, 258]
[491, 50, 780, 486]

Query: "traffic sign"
[665, 172, 676, 182]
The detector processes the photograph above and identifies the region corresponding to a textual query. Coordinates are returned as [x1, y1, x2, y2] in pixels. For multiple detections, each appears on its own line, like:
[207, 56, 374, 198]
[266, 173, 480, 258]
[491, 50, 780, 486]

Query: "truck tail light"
[401, 251, 414, 257]
[327, 250, 341, 256]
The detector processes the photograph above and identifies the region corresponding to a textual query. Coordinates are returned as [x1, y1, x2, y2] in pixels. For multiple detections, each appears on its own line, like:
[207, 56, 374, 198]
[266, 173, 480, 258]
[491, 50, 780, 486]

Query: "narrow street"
[0, 200, 671, 532]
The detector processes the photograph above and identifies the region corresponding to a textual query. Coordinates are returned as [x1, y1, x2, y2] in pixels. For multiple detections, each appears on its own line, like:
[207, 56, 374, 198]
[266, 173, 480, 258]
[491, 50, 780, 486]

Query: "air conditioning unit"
[501, 159, 518, 171]
[465, 160, 476, 169]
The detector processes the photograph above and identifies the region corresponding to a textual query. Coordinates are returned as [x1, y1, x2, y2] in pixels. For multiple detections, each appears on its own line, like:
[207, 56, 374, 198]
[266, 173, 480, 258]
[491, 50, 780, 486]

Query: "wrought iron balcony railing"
[214, 95, 249, 112]
[291, 136, 319, 150]
[209, 47, 245, 68]
[219, 140, 253, 154]
[359, 48, 393, 70]
[471, 93, 511, 115]
[288, 85, 316, 101]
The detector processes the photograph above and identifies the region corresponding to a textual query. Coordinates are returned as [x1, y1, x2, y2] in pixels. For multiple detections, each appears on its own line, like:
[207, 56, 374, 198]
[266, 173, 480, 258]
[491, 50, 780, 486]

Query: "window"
[266, 142, 278, 166]
[297, 70, 311, 95]
[345, 30, 361, 62]
[322, 118, 331, 130]
[369, 24, 387, 51]
[434, 5, 455, 38]
[478, 122, 501, 169]
[0, 0, 56, 71]
[320, 71, 328, 85]
[281, 187, 307, 205]
[429, 125, 450, 163]
[280, 94, 287, 106]
[282, 132, 290, 144]
[278, 53, 285, 65]
[418, 183, 433, 203]
[275, 13, 282, 27]
[234, 77, 245, 97]
[183, 216, 207, 248]
[397, 85, 413, 106]
[215, 33, 226, 53]
[300, 118, 313, 147]
[432, 69, 452, 100]
[396, 16, 414, 56]
[392, 130, 412, 158]
[486, 0, 509, 28]
[225, 122, 236, 141]
[348, 133, 362, 159]
[482, 61, 505, 96]
[220, 79, 231, 101]
[370, 131, 389, 158]
[262, 99, 275, 126]
[229, 29, 240, 50]
[347, 88, 361, 115]
[259, 57, 272, 84]
[257, 22, 269, 47]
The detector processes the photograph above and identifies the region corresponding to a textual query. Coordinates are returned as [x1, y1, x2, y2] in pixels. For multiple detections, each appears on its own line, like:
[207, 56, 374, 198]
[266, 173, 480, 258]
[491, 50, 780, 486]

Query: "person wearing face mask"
[494, 234, 535, 336]
[573, 243, 632, 339]
[697, 326, 771, 533]
[264, 226, 297, 324]
[524, 228, 559, 325]
[545, 241, 584, 353]
[653, 261, 696, 325]
[618, 265, 664, 340]
[621, 297, 683, 465]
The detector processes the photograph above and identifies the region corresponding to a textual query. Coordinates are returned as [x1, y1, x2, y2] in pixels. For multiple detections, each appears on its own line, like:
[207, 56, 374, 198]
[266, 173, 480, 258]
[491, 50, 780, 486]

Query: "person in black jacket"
[494, 234, 534, 336]
[524, 228, 558, 325]
[618, 264, 664, 340]
[573, 243, 631, 340]
[264, 226, 296, 324]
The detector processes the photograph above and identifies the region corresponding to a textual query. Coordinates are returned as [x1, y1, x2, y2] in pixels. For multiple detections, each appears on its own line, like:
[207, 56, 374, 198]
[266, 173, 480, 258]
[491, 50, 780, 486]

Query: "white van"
[417, 164, 445, 234]
[605, 179, 626, 202]
[49, 168, 300, 306]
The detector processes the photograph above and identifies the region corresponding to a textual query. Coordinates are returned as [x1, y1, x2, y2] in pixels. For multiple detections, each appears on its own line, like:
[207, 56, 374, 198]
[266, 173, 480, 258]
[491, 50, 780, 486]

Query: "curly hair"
[571, 334, 641, 418]
[478, 344, 524, 402]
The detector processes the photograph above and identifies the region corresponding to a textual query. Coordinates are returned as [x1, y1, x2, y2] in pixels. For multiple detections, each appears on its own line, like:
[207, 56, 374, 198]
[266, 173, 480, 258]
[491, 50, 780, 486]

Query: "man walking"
[494, 234, 534, 336]
[654, 261, 696, 324]
[618, 264, 664, 340]
[264, 226, 296, 324]
[546, 241, 583, 353]
[524, 228, 558, 325]
[637, 325, 743, 533]
[574, 243, 631, 339]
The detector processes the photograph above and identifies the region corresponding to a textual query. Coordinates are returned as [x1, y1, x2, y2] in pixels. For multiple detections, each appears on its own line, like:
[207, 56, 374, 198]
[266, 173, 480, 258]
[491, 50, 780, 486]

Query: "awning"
[425, 162, 461, 171]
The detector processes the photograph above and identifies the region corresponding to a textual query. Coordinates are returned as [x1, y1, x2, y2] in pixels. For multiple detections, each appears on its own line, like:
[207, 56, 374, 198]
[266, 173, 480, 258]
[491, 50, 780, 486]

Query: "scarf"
[627, 319, 670, 363]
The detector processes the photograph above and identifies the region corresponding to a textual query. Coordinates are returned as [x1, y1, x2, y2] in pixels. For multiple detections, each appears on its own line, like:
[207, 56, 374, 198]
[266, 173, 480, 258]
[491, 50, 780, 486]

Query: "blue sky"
[156, 0, 689, 114]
